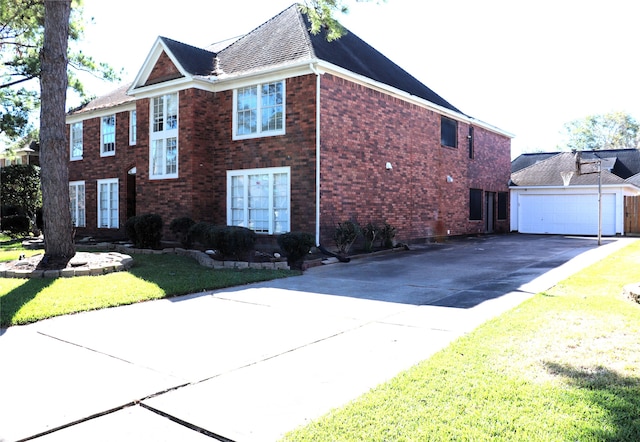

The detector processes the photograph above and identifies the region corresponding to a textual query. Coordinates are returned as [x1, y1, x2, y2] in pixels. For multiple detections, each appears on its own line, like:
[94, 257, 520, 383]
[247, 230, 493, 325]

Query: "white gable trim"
[128, 37, 194, 94]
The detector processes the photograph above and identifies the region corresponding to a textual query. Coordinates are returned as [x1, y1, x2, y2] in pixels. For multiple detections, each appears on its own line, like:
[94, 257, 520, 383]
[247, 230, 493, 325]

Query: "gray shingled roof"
[74, 4, 463, 116]
[510, 152, 629, 187]
[159, 37, 217, 76]
[218, 4, 462, 113]
[71, 83, 134, 115]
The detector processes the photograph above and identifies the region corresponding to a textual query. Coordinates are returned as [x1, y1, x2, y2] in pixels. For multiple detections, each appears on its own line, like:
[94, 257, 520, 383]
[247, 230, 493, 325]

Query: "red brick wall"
[68, 109, 136, 239]
[68, 72, 511, 245]
[145, 51, 183, 86]
[318, 74, 511, 245]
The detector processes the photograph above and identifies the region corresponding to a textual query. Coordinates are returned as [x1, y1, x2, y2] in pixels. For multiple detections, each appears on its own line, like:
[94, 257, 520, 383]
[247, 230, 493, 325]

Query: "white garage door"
[518, 193, 616, 235]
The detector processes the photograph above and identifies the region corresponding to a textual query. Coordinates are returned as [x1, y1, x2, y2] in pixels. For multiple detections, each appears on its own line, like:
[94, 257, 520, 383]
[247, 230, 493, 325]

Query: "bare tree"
[39, 0, 74, 259]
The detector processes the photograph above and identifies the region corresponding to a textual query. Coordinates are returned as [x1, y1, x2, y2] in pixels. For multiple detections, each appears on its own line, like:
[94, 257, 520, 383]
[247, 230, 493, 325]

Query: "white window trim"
[226, 166, 291, 234]
[101, 114, 116, 157]
[232, 80, 286, 141]
[149, 93, 179, 180]
[129, 110, 137, 146]
[70, 121, 83, 161]
[97, 178, 119, 229]
[69, 180, 86, 227]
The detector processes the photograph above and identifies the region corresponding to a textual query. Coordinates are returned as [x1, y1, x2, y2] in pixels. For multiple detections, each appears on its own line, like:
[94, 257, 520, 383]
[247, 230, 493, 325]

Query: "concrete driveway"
[0, 234, 633, 442]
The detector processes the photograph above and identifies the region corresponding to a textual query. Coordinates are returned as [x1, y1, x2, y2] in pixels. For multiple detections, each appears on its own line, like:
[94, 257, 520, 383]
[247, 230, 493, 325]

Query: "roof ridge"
[219, 3, 301, 56]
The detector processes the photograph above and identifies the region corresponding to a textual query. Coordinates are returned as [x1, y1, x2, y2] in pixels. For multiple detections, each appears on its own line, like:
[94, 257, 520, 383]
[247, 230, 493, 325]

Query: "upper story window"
[101, 115, 116, 156]
[441, 116, 458, 148]
[129, 110, 137, 145]
[70, 122, 83, 160]
[468, 126, 474, 159]
[150, 93, 178, 179]
[233, 80, 285, 140]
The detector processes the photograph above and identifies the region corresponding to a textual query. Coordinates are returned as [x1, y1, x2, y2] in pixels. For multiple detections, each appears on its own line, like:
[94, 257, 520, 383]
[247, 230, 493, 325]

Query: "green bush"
[125, 214, 163, 249]
[169, 216, 195, 248]
[187, 223, 257, 260]
[381, 222, 397, 248]
[334, 220, 361, 255]
[278, 232, 315, 269]
[218, 226, 257, 260]
[363, 222, 380, 252]
[1, 215, 30, 237]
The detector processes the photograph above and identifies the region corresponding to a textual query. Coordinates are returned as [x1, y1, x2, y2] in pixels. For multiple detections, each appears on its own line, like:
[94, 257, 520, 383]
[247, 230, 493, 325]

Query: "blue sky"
[76, 0, 640, 158]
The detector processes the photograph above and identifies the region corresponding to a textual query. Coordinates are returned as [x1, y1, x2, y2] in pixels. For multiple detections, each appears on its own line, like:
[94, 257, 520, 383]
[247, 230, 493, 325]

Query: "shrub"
[125, 214, 163, 249]
[169, 216, 195, 248]
[334, 220, 361, 255]
[278, 232, 315, 269]
[381, 222, 397, 248]
[187, 223, 257, 260]
[1, 215, 30, 237]
[362, 222, 380, 252]
[218, 226, 257, 260]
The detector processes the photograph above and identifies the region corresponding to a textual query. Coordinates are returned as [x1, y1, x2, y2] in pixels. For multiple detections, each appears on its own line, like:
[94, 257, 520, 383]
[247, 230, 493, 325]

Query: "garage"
[517, 193, 616, 235]
[510, 151, 640, 236]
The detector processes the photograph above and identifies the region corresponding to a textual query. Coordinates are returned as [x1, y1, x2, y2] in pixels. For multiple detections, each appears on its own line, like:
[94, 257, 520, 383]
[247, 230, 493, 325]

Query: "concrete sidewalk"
[0, 235, 634, 441]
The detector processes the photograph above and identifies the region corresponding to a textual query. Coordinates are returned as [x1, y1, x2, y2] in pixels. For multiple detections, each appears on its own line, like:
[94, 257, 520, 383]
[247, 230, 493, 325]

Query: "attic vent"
[212, 55, 224, 76]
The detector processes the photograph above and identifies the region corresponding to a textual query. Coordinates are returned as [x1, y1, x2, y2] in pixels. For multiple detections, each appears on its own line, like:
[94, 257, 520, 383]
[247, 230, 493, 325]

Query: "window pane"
[102, 116, 115, 152]
[166, 137, 177, 174]
[441, 116, 457, 148]
[71, 122, 83, 158]
[151, 140, 164, 175]
[153, 96, 164, 132]
[237, 86, 257, 135]
[497, 192, 508, 220]
[261, 82, 283, 132]
[166, 93, 178, 130]
[469, 188, 483, 220]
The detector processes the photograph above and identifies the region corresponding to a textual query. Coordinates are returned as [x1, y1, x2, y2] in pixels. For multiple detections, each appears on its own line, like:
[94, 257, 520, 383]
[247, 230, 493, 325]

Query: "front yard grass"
[0, 246, 299, 327]
[282, 241, 640, 441]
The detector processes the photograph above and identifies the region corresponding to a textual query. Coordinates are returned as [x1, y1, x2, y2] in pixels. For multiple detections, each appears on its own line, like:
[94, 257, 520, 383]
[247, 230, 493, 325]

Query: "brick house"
[66, 4, 512, 246]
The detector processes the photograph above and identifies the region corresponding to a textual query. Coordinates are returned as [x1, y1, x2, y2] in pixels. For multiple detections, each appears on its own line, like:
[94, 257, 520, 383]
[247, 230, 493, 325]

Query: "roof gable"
[145, 50, 184, 86]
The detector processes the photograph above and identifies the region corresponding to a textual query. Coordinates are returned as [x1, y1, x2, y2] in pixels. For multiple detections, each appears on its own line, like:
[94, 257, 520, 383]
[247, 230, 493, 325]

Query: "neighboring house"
[0, 140, 40, 168]
[510, 149, 640, 236]
[66, 4, 512, 245]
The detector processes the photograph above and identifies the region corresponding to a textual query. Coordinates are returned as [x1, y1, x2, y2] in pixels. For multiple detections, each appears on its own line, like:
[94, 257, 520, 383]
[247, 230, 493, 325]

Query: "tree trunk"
[39, 0, 75, 259]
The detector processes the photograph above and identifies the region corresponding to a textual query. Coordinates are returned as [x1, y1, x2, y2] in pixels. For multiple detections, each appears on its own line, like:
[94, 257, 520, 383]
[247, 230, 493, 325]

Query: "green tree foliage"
[0, 163, 42, 231]
[300, 0, 382, 41]
[0, 0, 119, 139]
[561, 111, 640, 151]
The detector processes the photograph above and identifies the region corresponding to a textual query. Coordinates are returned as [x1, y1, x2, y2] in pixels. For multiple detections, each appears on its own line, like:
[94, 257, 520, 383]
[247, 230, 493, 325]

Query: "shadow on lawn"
[544, 361, 640, 441]
[0, 278, 54, 329]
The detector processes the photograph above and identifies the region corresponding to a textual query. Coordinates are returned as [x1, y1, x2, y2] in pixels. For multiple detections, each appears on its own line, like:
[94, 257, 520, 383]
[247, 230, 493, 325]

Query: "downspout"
[310, 62, 322, 246]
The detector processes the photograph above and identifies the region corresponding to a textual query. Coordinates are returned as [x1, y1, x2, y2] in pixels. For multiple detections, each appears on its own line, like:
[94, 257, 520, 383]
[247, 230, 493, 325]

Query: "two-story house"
[66, 4, 513, 246]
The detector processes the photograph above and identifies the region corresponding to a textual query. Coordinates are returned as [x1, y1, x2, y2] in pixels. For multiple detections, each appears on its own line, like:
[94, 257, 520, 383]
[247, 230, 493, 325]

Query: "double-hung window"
[227, 167, 290, 234]
[69, 181, 86, 227]
[70, 122, 83, 160]
[97, 178, 119, 228]
[150, 93, 178, 179]
[101, 115, 116, 156]
[233, 81, 285, 139]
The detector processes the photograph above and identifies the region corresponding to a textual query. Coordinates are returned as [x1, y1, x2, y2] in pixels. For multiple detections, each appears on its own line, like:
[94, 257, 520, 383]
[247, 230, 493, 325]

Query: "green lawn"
[282, 241, 640, 442]
[0, 238, 300, 327]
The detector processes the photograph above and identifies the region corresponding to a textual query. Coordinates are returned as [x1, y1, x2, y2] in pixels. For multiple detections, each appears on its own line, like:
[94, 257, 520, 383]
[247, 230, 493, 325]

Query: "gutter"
[310, 62, 322, 246]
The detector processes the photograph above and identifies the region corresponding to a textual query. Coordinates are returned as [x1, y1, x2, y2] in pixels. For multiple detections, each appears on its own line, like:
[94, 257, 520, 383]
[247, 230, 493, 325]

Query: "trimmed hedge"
[278, 232, 315, 269]
[187, 222, 257, 260]
[125, 214, 163, 249]
[169, 216, 196, 248]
